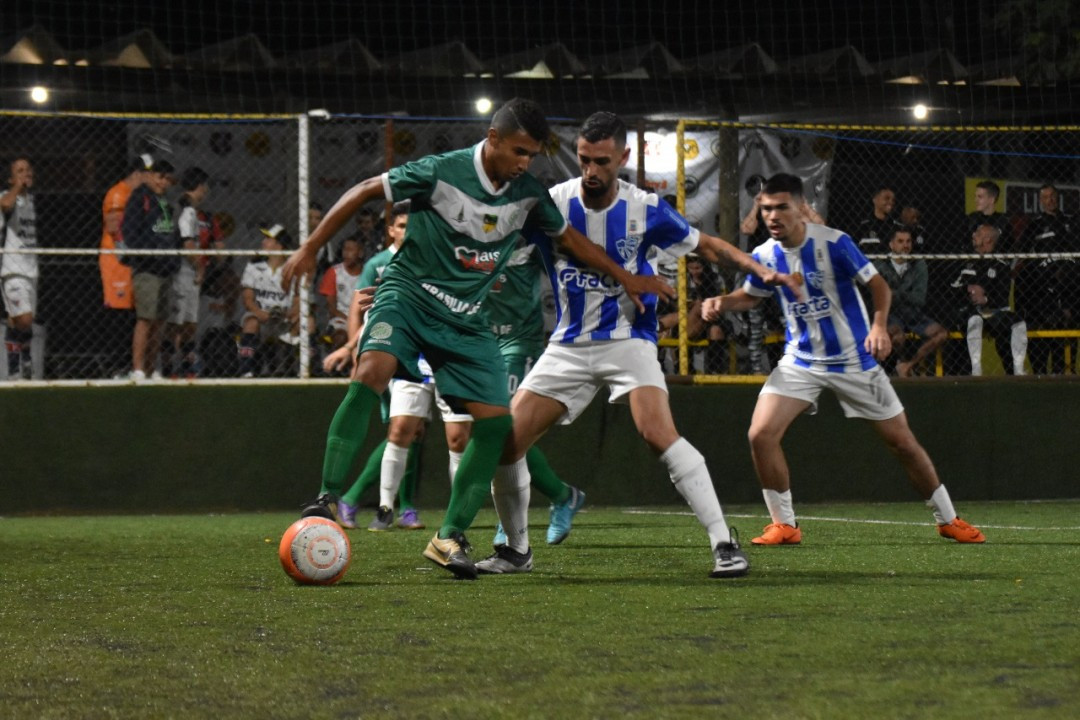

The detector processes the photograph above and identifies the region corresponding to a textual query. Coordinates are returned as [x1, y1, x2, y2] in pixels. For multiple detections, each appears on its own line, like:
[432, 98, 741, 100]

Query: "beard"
[581, 180, 609, 198]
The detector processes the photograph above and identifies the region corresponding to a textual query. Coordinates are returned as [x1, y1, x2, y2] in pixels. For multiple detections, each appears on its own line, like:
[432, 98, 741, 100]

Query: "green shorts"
[360, 300, 510, 408]
[503, 351, 540, 397]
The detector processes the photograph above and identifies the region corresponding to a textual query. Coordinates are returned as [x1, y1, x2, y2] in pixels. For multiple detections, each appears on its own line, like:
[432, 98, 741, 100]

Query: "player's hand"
[323, 345, 355, 373]
[701, 296, 724, 322]
[622, 274, 675, 314]
[864, 324, 892, 361]
[281, 245, 317, 290]
[354, 285, 377, 314]
[763, 271, 805, 301]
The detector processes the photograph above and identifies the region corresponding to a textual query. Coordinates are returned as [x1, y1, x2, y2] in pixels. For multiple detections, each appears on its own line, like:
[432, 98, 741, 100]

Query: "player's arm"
[554, 225, 675, 313]
[0, 178, 25, 213]
[864, 274, 892, 360]
[696, 233, 803, 298]
[701, 288, 762, 321]
[739, 195, 761, 235]
[282, 176, 386, 287]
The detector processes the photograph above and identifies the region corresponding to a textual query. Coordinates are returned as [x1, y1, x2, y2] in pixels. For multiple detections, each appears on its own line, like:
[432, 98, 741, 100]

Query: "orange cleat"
[937, 517, 986, 543]
[751, 522, 802, 545]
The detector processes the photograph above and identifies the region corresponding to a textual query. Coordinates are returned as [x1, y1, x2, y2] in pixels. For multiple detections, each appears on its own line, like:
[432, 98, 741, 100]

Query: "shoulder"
[546, 177, 580, 203]
[807, 223, 850, 244]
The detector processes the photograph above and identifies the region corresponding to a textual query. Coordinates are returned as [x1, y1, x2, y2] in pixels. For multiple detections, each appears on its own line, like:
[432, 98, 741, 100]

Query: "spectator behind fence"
[951, 224, 1028, 376]
[318, 235, 364, 355]
[898, 205, 930, 253]
[122, 159, 178, 381]
[100, 156, 151, 378]
[967, 180, 1013, 251]
[874, 226, 948, 377]
[657, 254, 730, 374]
[1014, 183, 1077, 375]
[853, 185, 900, 255]
[238, 223, 298, 378]
[1, 157, 38, 380]
[197, 213, 240, 378]
[165, 167, 211, 378]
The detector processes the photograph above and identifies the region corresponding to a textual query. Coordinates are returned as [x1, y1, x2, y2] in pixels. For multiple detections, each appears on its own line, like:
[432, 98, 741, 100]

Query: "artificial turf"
[1, 501, 1077, 719]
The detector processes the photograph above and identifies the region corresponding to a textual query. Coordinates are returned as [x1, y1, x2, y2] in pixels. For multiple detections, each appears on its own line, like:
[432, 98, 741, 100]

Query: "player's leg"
[871, 412, 985, 543]
[369, 413, 424, 530]
[302, 349, 397, 520]
[395, 441, 425, 530]
[626, 384, 746, 577]
[747, 387, 813, 545]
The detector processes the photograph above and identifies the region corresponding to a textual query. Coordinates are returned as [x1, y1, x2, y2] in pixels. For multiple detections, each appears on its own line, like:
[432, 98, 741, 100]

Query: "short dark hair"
[975, 180, 1000, 199]
[873, 185, 895, 198]
[1039, 183, 1059, 195]
[579, 111, 627, 147]
[309, 201, 324, 212]
[888, 225, 915, 244]
[762, 173, 804, 198]
[491, 98, 550, 144]
[180, 166, 209, 192]
[390, 200, 411, 218]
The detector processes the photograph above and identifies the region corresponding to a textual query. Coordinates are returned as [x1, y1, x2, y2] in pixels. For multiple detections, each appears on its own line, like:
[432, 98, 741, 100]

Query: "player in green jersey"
[282, 98, 674, 579]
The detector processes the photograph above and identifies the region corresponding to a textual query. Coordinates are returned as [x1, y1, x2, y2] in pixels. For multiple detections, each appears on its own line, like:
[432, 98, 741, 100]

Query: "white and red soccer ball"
[278, 517, 351, 585]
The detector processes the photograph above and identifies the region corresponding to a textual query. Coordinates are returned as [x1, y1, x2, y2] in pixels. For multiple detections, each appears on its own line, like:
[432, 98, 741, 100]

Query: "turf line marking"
[621, 509, 1080, 531]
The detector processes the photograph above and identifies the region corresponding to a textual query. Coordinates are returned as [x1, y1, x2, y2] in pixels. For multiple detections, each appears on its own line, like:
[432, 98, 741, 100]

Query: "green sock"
[397, 441, 422, 511]
[439, 414, 512, 538]
[526, 445, 571, 505]
[320, 382, 379, 497]
[341, 438, 387, 506]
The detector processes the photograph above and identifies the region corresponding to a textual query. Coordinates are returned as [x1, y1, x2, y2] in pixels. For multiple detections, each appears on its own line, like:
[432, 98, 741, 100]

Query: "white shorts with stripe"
[389, 378, 473, 423]
[519, 338, 666, 425]
[760, 361, 904, 421]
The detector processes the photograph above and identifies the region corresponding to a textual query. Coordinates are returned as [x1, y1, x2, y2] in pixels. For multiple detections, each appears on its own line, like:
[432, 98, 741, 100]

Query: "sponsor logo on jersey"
[421, 283, 482, 315]
[558, 267, 621, 295]
[482, 213, 498, 233]
[787, 295, 832, 319]
[455, 246, 500, 273]
[368, 322, 393, 340]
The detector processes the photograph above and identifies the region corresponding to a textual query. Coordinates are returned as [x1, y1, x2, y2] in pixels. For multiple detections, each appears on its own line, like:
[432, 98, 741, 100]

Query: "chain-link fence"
[1, 112, 1078, 383]
[667, 121, 1080, 379]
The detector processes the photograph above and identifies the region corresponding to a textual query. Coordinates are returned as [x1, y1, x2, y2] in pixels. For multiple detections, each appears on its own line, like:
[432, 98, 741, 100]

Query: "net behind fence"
[1, 112, 1078, 383]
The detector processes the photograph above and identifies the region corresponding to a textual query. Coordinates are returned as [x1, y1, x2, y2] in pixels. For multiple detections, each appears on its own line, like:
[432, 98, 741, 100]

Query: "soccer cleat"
[938, 517, 986, 543]
[367, 505, 394, 532]
[300, 493, 338, 523]
[397, 508, 425, 530]
[337, 499, 358, 529]
[476, 545, 533, 574]
[546, 486, 586, 545]
[422, 532, 477, 580]
[711, 528, 750, 578]
[751, 522, 802, 545]
[492, 522, 508, 547]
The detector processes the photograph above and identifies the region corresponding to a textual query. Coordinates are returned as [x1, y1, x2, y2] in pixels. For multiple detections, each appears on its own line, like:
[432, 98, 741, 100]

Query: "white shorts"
[519, 338, 667, 425]
[761, 362, 904, 421]
[1, 276, 36, 317]
[389, 378, 473, 423]
[169, 275, 200, 324]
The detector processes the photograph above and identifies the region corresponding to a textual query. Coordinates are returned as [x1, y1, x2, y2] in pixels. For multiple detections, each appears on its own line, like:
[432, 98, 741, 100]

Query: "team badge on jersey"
[806, 270, 826, 289]
[483, 213, 498, 233]
[616, 235, 641, 261]
[369, 322, 393, 340]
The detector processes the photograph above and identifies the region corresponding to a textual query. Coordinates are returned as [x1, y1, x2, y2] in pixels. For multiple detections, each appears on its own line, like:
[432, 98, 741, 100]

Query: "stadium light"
[912, 103, 929, 121]
[30, 86, 49, 104]
[475, 97, 493, 115]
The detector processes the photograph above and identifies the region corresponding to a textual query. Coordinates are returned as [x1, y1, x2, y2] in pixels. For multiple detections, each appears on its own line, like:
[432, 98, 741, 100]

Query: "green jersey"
[356, 246, 396, 290]
[485, 242, 546, 356]
[378, 142, 567, 332]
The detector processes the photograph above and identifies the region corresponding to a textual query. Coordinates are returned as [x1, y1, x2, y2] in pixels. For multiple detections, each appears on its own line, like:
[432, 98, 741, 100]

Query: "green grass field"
[2, 502, 1078, 719]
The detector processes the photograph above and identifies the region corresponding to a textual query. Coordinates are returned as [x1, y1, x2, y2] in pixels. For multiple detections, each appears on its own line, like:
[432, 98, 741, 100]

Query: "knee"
[748, 423, 779, 452]
[639, 424, 679, 455]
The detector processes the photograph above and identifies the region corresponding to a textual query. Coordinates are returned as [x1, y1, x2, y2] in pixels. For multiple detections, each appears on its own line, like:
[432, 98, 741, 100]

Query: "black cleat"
[300, 493, 338, 522]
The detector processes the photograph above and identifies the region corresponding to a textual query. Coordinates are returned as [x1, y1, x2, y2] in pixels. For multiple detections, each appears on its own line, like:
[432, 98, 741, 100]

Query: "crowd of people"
[0, 141, 1075, 382]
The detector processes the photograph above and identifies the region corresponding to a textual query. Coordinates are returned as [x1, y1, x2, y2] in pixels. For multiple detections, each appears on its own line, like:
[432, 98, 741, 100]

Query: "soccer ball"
[278, 517, 351, 585]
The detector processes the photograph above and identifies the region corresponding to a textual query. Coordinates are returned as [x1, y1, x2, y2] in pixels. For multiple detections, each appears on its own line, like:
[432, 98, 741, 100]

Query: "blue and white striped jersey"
[535, 178, 699, 344]
[744, 223, 880, 371]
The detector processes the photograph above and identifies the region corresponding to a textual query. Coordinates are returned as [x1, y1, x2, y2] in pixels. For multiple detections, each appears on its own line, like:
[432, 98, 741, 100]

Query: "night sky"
[7, 0, 1002, 66]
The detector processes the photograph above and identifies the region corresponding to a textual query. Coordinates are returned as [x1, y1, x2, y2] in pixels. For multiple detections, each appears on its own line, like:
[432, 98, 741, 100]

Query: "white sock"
[493, 458, 531, 553]
[378, 441, 410, 509]
[762, 488, 796, 526]
[925, 484, 957, 525]
[447, 451, 464, 488]
[660, 437, 730, 547]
